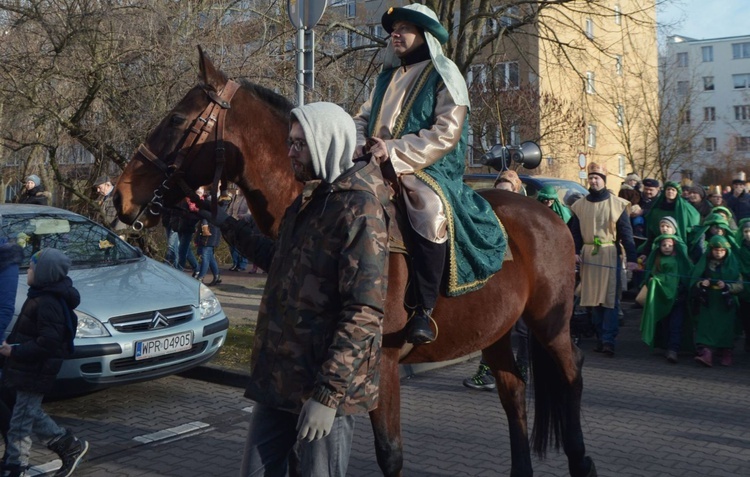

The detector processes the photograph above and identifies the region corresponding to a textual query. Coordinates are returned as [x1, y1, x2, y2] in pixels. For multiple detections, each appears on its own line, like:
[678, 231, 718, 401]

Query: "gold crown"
[587, 162, 607, 176]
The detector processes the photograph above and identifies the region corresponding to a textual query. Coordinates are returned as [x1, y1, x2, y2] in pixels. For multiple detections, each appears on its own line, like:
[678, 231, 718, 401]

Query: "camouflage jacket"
[220, 158, 390, 415]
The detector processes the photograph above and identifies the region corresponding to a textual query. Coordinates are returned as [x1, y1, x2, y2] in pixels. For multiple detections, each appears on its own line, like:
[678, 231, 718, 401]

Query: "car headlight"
[199, 283, 222, 319]
[75, 311, 111, 338]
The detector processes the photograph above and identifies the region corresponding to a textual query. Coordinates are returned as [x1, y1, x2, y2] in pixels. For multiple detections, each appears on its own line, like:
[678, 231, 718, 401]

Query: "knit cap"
[26, 175, 41, 187]
[659, 216, 678, 232]
[30, 248, 71, 287]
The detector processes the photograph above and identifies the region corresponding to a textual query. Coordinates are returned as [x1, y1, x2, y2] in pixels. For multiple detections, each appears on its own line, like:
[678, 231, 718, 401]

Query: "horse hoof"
[581, 456, 597, 477]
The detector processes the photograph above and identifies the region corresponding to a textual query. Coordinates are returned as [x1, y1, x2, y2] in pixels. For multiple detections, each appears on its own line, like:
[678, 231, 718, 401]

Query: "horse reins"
[130, 80, 241, 230]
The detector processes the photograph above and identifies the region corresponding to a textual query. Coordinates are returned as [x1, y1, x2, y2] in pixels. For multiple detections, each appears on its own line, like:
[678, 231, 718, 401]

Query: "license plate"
[135, 331, 193, 360]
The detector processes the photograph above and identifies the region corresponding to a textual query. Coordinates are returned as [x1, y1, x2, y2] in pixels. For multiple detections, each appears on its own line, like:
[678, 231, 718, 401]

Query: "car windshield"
[0, 212, 140, 269]
[522, 179, 588, 203]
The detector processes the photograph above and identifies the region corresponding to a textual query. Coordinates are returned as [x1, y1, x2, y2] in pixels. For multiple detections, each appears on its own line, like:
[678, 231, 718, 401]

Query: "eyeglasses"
[286, 138, 308, 152]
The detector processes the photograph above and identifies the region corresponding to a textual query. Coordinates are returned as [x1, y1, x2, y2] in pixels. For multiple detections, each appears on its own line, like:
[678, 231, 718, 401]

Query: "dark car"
[463, 173, 589, 206]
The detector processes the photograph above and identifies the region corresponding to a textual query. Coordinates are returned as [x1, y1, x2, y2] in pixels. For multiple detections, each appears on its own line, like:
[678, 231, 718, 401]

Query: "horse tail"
[529, 332, 583, 458]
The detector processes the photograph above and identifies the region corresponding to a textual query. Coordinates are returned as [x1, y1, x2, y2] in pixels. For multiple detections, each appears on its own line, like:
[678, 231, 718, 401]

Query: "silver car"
[0, 204, 228, 395]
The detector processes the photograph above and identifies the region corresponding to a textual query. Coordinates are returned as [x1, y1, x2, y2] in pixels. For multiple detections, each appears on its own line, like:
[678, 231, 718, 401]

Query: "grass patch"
[211, 325, 255, 372]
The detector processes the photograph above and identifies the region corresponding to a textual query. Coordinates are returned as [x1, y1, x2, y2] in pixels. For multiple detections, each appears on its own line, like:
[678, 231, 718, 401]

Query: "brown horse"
[114, 48, 596, 477]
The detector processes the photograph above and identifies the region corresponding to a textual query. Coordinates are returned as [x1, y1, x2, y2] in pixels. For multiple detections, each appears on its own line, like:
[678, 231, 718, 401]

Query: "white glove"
[296, 399, 336, 442]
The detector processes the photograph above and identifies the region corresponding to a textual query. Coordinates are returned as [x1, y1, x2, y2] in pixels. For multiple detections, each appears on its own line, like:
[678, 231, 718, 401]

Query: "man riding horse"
[354, 4, 507, 344]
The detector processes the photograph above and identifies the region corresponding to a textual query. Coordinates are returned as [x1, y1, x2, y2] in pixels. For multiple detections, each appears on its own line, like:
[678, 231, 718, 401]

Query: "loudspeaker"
[479, 141, 542, 171]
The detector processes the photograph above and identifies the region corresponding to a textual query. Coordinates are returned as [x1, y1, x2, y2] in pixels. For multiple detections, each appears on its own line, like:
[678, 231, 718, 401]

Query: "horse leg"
[483, 332, 533, 477]
[529, 314, 597, 477]
[369, 347, 403, 477]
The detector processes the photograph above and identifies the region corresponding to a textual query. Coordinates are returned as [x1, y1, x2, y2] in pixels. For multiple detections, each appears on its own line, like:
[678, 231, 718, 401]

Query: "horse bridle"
[129, 79, 241, 230]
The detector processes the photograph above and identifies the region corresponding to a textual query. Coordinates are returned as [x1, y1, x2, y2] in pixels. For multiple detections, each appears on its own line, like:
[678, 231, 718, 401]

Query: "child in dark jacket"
[0, 249, 88, 477]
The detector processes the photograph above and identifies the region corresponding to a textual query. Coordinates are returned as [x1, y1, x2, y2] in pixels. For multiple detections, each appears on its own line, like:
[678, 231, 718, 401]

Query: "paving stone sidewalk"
[31, 297, 750, 477]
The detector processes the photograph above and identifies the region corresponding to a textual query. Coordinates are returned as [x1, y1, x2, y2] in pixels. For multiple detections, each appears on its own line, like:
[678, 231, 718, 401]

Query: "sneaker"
[666, 350, 678, 364]
[593, 341, 604, 353]
[48, 431, 89, 477]
[602, 343, 615, 357]
[463, 364, 496, 391]
[694, 348, 712, 367]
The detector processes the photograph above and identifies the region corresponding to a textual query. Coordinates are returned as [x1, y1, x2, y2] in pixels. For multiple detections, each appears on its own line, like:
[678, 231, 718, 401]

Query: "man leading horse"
[354, 4, 506, 345]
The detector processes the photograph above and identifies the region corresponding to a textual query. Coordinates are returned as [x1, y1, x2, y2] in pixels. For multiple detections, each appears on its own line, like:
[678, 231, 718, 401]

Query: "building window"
[586, 71, 595, 94]
[704, 107, 716, 121]
[467, 129, 480, 167]
[585, 18, 594, 39]
[734, 105, 750, 120]
[616, 104, 624, 127]
[500, 5, 521, 27]
[615, 55, 623, 76]
[737, 136, 750, 151]
[676, 52, 688, 67]
[677, 81, 689, 95]
[346, 0, 355, 18]
[702, 46, 713, 62]
[509, 124, 520, 146]
[705, 137, 717, 152]
[614, 5, 621, 25]
[618, 155, 626, 176]
[732, 73, 750, 89]
[467, 64, 487, 91]
[732, 42, 750, 59]
[494, 62, 520, 90]
[680, 109, 691, 125]
[587, 124, 597, 148]
[703, 76, 714, 91]
[369, 25, 384, 39]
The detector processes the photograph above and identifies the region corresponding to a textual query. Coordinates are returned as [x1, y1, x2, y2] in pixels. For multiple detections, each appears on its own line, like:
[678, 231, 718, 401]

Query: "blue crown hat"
[381, 6, 450, 45]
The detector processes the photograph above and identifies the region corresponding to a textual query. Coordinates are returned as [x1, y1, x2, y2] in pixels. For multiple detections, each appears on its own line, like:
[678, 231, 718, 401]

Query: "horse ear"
[197, 45, 227, 91]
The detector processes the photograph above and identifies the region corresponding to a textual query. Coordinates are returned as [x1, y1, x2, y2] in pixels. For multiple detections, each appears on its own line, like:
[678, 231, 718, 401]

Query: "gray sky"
[658, 0, 750, 40]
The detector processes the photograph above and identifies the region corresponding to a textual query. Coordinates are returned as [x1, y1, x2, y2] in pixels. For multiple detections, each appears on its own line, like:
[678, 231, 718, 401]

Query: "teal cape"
[369, 64, 506, 296]
[639, 235, 693, 349]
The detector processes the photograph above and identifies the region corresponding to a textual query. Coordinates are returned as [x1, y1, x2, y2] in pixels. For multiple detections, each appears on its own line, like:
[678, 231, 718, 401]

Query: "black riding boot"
[405, 234, 446, 344]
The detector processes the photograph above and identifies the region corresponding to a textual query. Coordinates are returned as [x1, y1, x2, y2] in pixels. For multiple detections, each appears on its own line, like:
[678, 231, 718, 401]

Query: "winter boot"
[405, 308, 435, 344]
[47, 429, 89, 477]
[694, 347, 713, 367]
[720, 349, 733, 367]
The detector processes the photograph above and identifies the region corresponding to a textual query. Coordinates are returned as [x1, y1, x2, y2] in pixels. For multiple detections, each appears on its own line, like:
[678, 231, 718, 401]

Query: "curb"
[181, 352, 481, 389]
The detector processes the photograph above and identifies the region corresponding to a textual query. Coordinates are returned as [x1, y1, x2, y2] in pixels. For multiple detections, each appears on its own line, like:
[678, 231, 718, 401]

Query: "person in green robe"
[690, 235, 744, 367]
[735, 219, 750, 352]
[640, 181, 700, 256]
[639, 234, 693, 363]
[711, 205, 738, 230]
[537, 185, 572, 223]
[687, 212, 738, 262]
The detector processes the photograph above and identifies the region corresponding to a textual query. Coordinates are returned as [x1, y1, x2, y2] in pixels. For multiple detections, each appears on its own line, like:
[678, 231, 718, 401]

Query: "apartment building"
[665, 34, 750, 179]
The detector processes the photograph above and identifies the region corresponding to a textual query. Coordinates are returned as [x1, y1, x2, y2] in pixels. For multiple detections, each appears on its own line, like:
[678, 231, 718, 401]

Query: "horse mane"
[236, 78, 294, 122]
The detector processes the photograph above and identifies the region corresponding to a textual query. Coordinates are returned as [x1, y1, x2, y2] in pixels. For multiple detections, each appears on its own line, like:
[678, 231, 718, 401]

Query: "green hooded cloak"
[689, 235, 743, 348]
[688, 213, 739, 252]
[641, 181, 700, 253]
[537, 185, 572, 223]
[735, 218, 750, 301]
[640, 234, 693, 349]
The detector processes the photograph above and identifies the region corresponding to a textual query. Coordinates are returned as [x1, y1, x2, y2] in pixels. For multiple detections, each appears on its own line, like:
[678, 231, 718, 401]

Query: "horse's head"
[115, 46, 296, 231]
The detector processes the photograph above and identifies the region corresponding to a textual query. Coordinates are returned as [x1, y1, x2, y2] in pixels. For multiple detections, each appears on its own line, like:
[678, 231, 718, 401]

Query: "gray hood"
[30, 248, 71, 287]
[291, 102, 356, 184]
